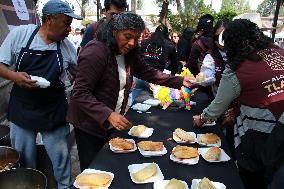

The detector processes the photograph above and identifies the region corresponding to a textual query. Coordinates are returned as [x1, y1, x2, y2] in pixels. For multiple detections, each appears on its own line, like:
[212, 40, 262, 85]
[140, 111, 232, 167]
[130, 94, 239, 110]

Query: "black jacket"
[140, 38, 178, 74]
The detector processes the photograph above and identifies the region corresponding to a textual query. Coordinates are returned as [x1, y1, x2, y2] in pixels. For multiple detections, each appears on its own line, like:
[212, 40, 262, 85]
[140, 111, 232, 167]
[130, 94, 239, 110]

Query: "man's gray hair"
[112, 12, 145, 32]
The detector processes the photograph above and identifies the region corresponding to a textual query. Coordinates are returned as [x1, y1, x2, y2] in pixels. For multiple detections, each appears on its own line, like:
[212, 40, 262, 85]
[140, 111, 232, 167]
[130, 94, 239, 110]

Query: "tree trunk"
[176, 0, 182, 11]
[272, 0, 281, 40]
[131, 0, 136, 13]
[159, 0, 169, 25]
[81, 0, 87, 19]
[97, 0, 101, 21]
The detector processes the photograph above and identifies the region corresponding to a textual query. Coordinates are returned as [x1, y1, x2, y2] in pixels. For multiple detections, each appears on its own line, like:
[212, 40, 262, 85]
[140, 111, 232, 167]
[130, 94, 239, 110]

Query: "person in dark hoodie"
[140, 25, 178, 74]
[131, 25, 178, 104]
[185, 14, 214, 75]
[177, 27, 195, 72]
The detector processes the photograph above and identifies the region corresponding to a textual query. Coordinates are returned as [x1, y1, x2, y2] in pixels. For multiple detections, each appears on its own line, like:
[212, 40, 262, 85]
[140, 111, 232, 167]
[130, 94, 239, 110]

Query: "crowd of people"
[0, 0, 283, 189]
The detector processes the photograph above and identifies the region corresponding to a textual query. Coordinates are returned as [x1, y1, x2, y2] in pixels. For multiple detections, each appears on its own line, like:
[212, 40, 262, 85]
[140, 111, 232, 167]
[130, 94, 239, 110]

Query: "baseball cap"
[42, 0, 82, 20]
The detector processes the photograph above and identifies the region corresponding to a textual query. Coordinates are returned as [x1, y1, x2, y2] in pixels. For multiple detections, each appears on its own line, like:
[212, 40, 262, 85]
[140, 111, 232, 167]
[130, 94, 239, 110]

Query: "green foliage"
[214, 10, 238, 22]
[81, 19, 93, 26]
[167, 0, 214, 33]
[137, 0, 143, 10]
[257, 0, 284, 17]
[221, 0, 251, 14]
[257, 0, 275, 16]
[154, 0, 253, 33]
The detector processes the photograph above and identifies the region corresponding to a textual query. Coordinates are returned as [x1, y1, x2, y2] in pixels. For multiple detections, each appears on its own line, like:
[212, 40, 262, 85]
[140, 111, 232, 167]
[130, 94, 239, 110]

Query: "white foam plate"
[199, 148, 231, 162]
[143, 99, 161, 106]
[138, 145, 167, 157]
[109, 139, 137, 153]
[191, 179, 226, 189]
[73, 169, 114, 189]
[128, 163, 164, 184]
[197, 134, 221, 147]
[128, 126, 154, 138]
[173, 131, 197, 144]
[203, 121, 216, 127]
[170, 147, 199, 165]
[30, 75, 50, 88]
[131, 103, 151, 112]
[154, 179, 189, 189]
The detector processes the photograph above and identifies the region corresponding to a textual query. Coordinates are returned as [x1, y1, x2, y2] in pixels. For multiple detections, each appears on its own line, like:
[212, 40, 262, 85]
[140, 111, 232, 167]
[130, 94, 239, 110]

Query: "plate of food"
[191, 177, 226, 189]
[128, 162, 164, 184]
[170, 145, 199, 165]
[128, 125, 154, 138]
[30, 75, 50, 88]
[74, 169, 114, 189]
[131, 103, 151, 112]
[197, 133, 221, 147]
[109, 137, 137, 153]
[137, 141, 167, 157]
[173, 128, 196, 144]
[199, 147, 230, 162]
[154, 178, 189, 189]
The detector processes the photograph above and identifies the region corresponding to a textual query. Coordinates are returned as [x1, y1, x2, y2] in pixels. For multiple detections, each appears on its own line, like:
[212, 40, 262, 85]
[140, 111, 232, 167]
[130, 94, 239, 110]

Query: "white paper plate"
[74, 169, 114, 189]
[128, 126, 154, 138]
[199, 148, 231, 162]
[191, 179, 226, 189]
[154, 179, 189, 189]
[30, 75, 50, 88]
[109, 139, 137, 153]
[170, 147, 199, 165]
[128, 163, 164, 184]
[203, 121, 216, 127]
[131, 103, 151, 112]
[197, 134, 221, 147]
[173, 131, 197, 144]
[138, 145, 167, 157]
[143, 99, 161, 106]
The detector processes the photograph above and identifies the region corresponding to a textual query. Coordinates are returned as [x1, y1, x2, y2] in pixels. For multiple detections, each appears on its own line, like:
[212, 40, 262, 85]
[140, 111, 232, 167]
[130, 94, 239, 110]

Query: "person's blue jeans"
[131, 77, 150, 104]
[10, 122, 72, 189]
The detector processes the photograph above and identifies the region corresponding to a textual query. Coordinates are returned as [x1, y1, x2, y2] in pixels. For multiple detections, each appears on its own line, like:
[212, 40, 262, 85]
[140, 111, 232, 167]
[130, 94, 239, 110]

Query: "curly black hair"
[223, 19, 272, 71]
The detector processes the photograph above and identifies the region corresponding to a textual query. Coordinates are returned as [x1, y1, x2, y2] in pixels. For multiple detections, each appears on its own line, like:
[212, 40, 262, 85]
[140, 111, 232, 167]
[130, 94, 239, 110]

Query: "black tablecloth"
[88, 91, 245, 189]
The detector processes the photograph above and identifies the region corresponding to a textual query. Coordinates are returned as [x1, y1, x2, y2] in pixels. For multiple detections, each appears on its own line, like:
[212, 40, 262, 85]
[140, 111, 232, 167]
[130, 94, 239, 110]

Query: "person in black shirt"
[80, 0, 127, 48]
[140, 25, 178, 74]
[177, 27, 195, 72]
[131, 25, 178, 104]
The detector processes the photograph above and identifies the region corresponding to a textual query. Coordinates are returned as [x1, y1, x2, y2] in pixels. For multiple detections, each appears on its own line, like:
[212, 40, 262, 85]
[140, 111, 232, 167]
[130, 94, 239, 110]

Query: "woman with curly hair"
[193, 19, 284, 189]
